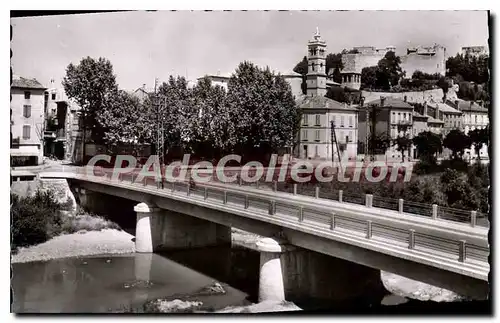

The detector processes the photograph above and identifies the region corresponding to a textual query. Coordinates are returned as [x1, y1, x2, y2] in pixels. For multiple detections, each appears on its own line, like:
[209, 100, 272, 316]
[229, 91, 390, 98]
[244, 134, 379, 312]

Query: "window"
[23, 105, 31, 118]
[340, 116, 344, 127]
[315, 114, 321, 126]
[315, 146, 319, 157]
[349, 116, 353, 127]
[302, 130, 308, 141]
[22, 125, 30, 139]
[24, 91, 31, 99]
[302, 114, 309, 125]
[475, 115, 478, 124]
[311, 62, 315, 71]
[339, 131, 344, 142]
[51, 93, 56, 100]
[315, 130, 320, 141]
[346, 135, 349, 143]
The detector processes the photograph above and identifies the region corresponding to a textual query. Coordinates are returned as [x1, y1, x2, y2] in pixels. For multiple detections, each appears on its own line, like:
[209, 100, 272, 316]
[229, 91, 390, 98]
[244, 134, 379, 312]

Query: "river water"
[12, 242, 425, 313]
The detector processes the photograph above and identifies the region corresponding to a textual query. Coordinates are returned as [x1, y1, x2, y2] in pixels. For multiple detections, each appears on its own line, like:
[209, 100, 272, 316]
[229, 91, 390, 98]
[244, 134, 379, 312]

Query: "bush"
[11, 190, 64, 250]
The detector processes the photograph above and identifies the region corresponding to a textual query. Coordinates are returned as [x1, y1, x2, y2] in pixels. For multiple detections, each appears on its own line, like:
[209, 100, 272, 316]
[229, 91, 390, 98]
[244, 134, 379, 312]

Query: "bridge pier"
[134, 202, 231, 252]
[256, 236, 386, 305]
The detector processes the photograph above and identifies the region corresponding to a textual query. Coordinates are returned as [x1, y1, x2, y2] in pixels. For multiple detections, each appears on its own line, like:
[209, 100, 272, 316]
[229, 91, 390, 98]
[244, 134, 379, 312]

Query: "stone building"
[340, 43, 446, 90]
[44, 85, 83, 163]
[297, 29, 359, 161]
[461, 46, 489, 58]
[10, 76, 46, 166]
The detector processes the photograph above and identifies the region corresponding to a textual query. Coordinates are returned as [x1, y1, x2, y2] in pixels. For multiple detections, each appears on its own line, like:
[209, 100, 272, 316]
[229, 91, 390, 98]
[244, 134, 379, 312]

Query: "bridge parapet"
[53, 168, 489, 284]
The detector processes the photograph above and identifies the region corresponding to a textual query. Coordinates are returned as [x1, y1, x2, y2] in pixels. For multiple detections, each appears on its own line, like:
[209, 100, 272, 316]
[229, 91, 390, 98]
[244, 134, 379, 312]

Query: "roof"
[426, 116, 444, 124]
[298, 95, 358, 111]
[11, 76, 46, 90]
[282, 70, 302, 78]
[434, 102, 462, 114]
[326, 79, 341, 87]
[456, 100, 488, 113]
[412, 111, 428, 119]
[365, 97, 413, 110]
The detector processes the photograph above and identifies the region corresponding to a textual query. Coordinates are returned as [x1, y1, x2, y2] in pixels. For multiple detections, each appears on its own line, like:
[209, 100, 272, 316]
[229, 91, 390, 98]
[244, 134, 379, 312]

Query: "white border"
[4, 2, 497, 322]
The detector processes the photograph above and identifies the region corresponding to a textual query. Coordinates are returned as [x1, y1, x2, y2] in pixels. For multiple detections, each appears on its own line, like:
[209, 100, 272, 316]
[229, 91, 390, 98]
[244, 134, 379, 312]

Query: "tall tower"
[306, 27, 327, 97]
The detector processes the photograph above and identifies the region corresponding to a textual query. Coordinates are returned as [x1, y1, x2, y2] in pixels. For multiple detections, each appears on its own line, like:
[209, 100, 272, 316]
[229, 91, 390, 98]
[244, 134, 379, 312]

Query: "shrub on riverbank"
[11, 190, 65, 250]
[11, 190, 122, 251]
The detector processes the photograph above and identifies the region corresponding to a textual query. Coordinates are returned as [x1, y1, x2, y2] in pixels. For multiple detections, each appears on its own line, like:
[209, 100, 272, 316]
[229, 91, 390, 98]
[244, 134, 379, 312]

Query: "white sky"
[11, 10, 489, 91]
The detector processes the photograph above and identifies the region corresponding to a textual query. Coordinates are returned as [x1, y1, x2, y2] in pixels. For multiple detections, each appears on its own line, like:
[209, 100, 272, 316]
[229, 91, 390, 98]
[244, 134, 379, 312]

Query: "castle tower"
[306, 27, 327, 97]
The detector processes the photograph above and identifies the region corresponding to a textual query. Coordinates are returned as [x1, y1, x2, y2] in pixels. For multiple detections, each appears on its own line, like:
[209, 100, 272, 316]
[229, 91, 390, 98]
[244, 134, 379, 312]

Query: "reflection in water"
[11, 253, 250, 313]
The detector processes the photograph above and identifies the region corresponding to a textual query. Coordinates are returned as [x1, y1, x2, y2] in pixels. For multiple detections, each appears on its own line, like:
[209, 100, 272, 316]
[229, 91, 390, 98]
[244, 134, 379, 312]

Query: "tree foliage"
[446, 53, 489, 84]
[443, 129, 471, 160]
[360, 52, 405, 91]
[412, 131, 442, 164]
[227, 61, 300, 159]
[97, 90, 150, 149]
[393, 135, 412, 162]
[62, 57, 118, 144]
[467, 127, 489, 161]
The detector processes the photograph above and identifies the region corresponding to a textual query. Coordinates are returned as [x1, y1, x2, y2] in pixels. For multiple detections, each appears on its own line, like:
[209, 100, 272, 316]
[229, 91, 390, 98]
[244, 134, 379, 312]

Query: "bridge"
[38, 167, 490, 302]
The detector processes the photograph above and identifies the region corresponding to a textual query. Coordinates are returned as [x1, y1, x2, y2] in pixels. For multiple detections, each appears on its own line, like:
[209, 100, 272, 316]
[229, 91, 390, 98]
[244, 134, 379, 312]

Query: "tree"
[412, 131, 443, 164]
[361, 66, 378, 90]
[468, 127, 489, 162]
[62, 57, 118, 147]
[393, 135, 412, 162]
[325, 53, 343, 83]
[376, 51, 405, 90]
[189, 76, 230, 158]
[227, 61, 301, 160]
[96, 90, 150, 154]
[443, 129, 471, 160]
[293, 56, 308, 95]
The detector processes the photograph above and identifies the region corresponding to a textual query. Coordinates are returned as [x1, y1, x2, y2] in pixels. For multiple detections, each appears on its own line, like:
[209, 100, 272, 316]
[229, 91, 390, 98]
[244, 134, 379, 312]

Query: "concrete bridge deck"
[38, 168, 490, 299]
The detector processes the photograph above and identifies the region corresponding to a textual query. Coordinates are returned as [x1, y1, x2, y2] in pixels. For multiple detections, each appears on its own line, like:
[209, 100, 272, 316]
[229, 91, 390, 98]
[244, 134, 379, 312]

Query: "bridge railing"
[75, 171, 489, 274]
[58, 167, 489, 229]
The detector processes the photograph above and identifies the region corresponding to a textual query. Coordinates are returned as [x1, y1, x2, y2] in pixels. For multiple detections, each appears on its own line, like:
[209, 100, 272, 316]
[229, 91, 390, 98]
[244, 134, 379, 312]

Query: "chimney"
[380, 96, 386, 107]
[404, 95, 407, 103]
[142, 83, 146, 90]
[423, 101, 428, 117]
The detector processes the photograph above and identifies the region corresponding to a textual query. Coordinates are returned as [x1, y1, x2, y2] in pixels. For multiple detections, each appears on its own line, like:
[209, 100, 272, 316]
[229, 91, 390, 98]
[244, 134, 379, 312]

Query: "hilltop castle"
[339, 44, 446, 90]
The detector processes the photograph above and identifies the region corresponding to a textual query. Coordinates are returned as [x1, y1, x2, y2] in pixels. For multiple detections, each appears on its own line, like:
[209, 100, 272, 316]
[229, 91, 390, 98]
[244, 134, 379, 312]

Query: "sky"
[11, 10, 490, 91]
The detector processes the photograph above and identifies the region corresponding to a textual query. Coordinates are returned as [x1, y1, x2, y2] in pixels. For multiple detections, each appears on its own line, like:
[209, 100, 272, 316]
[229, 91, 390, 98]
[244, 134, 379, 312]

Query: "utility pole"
[154, 78, 165, 186]
[330, 120, 342, 168]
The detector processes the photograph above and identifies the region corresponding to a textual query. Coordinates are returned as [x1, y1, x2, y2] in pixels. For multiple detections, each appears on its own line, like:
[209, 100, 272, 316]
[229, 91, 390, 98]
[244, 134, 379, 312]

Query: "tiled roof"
[434, 102, 462, 114]
[456, 100, 488, 113]
[299, 95, 358, 111]
[365, 97, 413, 109]
[412, 111, 428, 119]
[11, 76, 46, 89]
[427, 116, 444, 124]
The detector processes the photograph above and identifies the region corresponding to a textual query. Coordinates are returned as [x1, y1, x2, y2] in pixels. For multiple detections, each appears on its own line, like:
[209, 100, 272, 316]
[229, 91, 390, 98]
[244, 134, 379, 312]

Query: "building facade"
[11, 76, 46, 166]
[359, 97, 414, 161]
[454, 99, 489, 161]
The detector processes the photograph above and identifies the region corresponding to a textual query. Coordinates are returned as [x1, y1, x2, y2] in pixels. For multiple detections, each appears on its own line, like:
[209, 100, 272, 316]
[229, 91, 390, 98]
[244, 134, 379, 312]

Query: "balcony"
[394, 120, 412, 125]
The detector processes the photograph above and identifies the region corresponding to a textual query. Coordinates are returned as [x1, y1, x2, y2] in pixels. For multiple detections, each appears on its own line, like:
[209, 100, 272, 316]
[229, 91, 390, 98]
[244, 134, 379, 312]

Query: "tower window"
[52, 93, 56, 100]
[24, 91, 31, 99]
[311, 63, 315, 71]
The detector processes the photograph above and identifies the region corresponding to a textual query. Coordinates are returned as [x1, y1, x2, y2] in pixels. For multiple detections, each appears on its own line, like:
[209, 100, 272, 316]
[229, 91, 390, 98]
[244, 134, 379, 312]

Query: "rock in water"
[197, 282, 226, 296]
[144, 299, 203, 313]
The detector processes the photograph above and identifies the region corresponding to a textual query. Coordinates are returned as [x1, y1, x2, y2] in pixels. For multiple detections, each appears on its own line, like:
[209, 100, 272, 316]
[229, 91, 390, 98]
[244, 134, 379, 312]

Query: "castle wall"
[341, 45, 446, 77]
